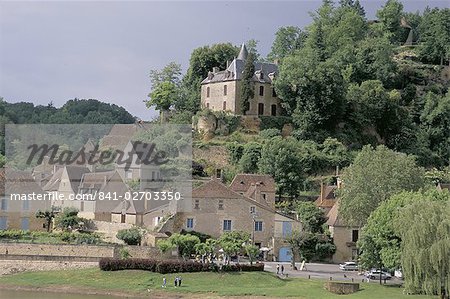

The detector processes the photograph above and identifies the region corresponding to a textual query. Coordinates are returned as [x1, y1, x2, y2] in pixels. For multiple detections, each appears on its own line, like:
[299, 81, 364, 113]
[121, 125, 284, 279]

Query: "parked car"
[366, 270, 392, 280]
[394, 269, 403, 279]
[339, 261, 359, 271]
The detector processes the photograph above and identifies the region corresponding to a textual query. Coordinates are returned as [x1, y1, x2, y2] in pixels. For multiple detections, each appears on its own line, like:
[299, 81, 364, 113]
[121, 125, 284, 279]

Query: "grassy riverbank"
[0, 268, 436, 298]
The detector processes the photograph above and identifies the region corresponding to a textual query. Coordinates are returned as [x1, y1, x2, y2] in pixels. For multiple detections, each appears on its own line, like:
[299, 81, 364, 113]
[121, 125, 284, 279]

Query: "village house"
[0, 169, 50, 231]
[145, 174, 301, 262]
[201, 43, 281, 116]
[326, 200, 360, 263]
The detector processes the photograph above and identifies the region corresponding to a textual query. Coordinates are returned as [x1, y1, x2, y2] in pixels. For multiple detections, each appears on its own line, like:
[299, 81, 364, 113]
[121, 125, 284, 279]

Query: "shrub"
[116, 227, 142, 245]
[259, 116, 292, 130]
[98, 258, 263, 273]
[0, 230, 29, 239]
[259, 128, 281, 139]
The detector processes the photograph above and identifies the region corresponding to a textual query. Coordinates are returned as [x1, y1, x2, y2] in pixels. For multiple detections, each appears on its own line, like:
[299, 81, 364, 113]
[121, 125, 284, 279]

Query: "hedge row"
[99, 258, 264, 274]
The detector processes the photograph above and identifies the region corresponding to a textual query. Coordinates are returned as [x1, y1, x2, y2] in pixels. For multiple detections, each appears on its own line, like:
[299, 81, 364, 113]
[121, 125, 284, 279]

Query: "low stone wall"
[0, 243, 161, 262]
[324, 281, 360, 294]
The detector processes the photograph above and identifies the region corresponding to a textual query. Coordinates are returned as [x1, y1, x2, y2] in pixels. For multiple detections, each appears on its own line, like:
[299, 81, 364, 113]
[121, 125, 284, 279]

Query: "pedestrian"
[162, 276, 166, 288]
[174, 276, 178, 287]
[178, 276, 182, 287]
[281, 264, 284, 275]
[276, 263, 280, 274]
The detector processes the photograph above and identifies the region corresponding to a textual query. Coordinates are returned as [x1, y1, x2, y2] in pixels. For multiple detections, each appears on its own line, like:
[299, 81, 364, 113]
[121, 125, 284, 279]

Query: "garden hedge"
[99, 258, 264, 273]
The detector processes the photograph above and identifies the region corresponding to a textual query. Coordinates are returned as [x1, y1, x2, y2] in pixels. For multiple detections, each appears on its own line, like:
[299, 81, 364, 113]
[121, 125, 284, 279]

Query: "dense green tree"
[240, 51, 256, 115]
[238, 142, 261, 173]
[376, 0, 408, 44]
[295, 201, 327, 234]
[258, 137, 303, 199]
[420, 91, 450, 167]
[267, 26, 306, 62]
[149, 62, 182, 87]
[339, 145, 425, 226]
[146, 81, 178, 122]
[417, 8, 450, 65]
[359, 189, 449, 271]
[395, 199, 450, 297]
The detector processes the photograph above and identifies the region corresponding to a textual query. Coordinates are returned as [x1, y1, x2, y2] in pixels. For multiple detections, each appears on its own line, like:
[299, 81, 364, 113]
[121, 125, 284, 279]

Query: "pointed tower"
[237, 43, 248, 60]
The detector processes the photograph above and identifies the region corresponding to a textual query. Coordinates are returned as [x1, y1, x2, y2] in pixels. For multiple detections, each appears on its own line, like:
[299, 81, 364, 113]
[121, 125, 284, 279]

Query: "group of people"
[276, 264, 285, 275]
[161, 276, 182, 288]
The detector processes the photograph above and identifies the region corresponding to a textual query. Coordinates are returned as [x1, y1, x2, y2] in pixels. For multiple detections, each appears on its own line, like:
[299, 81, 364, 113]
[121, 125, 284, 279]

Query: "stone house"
[326, 200, 360, 263]
[145, 175, 301, 262]
[201, 43, 281, 116]
[0, 169, 50, 231]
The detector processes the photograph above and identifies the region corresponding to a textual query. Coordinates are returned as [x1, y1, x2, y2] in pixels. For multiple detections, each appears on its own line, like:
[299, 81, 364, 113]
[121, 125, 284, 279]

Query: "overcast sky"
[0, 1, 448, 121]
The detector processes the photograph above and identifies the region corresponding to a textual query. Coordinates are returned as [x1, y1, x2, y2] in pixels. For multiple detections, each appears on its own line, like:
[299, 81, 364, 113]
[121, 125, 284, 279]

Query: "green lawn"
[0, 268, 436, 298]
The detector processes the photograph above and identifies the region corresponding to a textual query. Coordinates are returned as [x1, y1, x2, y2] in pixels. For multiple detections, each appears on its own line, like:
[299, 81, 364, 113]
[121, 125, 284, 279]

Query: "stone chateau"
[201, 43, 281, 116]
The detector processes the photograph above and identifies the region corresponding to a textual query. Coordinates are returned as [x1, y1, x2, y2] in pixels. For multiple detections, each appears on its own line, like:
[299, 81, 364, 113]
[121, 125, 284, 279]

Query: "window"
[223, 85, 227, 96]
[254, 221, 263, 232]
[194, 200, 199, 210]
[22, 200, 29, 211]
[206, 102, 210, 108]
[262, 193, 266, 200]
[272, 88, 277, 97]
[0, 216, 7, 230]
[223, 220, 232, 231]
[186, 218, 194, 229]
[352, 230, 359, 242]
[206, 87, 210, 97]
[271, 104, 277, 116]
[21, 218, 29, 231]
[223, 101, 226, 110]
[1, 198, 7, 211]
[258, 103, 264, 115]
[250, 206, 256, 214]
[218, 200, 224, 210]
[282, 221, 292, 237]
[259, 86, 264, 96]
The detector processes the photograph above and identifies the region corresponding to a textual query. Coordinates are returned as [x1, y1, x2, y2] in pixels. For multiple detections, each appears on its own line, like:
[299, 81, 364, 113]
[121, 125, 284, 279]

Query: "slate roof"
[42, 166, 90, 192]
[229, 174, 276, 193]
[78, 170, 117, 192]
[192, 178, 243, 199]
[201, 43, 278, 85]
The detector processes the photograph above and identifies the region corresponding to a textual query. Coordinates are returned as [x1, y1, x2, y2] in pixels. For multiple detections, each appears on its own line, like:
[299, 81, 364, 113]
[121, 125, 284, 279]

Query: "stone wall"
[324, 282, 359, 294]
[0, 243, 161, 261]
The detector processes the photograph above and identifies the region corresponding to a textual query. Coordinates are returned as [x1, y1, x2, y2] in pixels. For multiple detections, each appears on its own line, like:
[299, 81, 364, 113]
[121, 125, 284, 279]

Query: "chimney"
[212, 67, 220, 73]
[320, 180, 325, 204]
[255, 182, 261, 204]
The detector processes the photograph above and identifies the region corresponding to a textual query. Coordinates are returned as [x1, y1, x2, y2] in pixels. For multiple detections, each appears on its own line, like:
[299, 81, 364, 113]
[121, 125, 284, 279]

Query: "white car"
[339, 261, 359, 271]
[366, 270, 392, 280]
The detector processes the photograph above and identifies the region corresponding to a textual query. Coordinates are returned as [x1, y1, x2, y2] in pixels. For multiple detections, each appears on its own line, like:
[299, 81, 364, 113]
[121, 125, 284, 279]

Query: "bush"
[259, 116, 292, 130]
[0, 230, 29, 239]
[98, 258, 264, 273]
[259, 128, 281, 139]
[116, 227, 142, 245]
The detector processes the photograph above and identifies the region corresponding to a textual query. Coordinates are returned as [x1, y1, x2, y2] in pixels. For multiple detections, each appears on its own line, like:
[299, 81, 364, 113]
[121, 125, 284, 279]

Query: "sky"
[0, 0, 448, 121]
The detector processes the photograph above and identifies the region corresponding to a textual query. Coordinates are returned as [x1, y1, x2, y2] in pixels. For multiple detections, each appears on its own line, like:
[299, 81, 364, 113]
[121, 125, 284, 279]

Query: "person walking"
[281, 264, 284, 275]
[162, 276, 167, 288]
[174, 276, 179, 287]
[276, 263, 280, 274]
[178, 276, 182, 287]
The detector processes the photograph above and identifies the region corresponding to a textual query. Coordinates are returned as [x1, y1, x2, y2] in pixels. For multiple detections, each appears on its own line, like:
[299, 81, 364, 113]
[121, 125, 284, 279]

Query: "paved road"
[263, 262, 402, 284]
